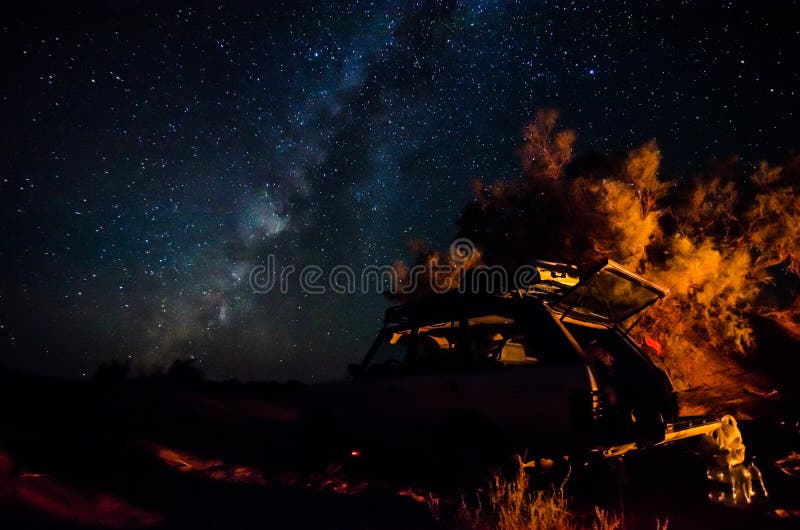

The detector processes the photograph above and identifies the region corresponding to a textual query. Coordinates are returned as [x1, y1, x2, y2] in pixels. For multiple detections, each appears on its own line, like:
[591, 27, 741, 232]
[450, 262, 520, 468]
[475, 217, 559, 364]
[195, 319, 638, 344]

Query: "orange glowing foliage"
[517, 108, 576, 181]
[393, 110, 800, 401]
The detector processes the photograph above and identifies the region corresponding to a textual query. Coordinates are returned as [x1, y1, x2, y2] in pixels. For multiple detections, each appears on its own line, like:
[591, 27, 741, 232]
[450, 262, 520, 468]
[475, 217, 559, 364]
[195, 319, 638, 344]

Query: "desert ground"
[1, 366, 798, 530]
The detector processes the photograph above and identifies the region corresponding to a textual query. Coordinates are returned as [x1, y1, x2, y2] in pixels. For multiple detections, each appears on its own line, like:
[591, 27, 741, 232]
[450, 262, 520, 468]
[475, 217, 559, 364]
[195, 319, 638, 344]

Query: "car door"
[322, 326, 427, 449]
[392, 310, 595, 454]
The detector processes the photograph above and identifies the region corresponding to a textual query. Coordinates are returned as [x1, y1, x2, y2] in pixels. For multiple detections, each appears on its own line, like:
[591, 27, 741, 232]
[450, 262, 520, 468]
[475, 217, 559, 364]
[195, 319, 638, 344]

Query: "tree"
[517, 108, 576, 181]
[391, 109, 800, 397]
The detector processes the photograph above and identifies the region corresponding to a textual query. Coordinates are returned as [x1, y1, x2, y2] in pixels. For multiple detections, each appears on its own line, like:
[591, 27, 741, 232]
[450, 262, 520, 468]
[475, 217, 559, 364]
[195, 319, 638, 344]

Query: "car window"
[468, 313, 581, 366]
[554, 262, 667, 324]
[468, 315, 527, 364]
[364, 328, 412, 376]
[413, 320, 461, 372]
[565, 323, 649, 371]
[522, 315, 583, 365]
[366, 308, 582, 376]
[364, 319, 463, 375]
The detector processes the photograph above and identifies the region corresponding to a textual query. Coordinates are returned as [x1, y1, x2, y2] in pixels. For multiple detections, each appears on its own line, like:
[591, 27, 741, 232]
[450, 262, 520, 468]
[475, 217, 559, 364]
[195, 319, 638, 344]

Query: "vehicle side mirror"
[348, 363, 365, 379]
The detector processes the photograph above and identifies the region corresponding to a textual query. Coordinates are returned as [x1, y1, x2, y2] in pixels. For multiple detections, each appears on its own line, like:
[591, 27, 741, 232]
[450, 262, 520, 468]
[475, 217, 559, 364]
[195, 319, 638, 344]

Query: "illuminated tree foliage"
[394, 110, 800, 393]
[517, 108, 576, 181]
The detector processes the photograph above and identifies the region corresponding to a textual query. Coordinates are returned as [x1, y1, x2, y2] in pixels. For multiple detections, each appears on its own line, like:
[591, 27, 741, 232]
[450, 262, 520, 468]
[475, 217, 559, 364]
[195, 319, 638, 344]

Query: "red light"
[350, 450, 361, 457]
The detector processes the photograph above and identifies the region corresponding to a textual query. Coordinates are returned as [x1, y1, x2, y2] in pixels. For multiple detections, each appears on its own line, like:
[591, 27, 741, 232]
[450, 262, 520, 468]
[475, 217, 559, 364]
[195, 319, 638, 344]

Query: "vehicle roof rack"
[383, 291, 549, 325]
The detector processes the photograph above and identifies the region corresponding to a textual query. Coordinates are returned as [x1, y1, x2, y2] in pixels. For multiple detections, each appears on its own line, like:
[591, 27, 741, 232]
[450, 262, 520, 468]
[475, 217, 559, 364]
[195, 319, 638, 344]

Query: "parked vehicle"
[312, 260, 713, 474]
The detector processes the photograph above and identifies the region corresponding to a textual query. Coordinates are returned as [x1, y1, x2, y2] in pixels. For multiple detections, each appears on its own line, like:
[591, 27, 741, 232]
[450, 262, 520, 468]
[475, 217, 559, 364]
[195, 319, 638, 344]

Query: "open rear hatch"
[553, 259, 669, 326]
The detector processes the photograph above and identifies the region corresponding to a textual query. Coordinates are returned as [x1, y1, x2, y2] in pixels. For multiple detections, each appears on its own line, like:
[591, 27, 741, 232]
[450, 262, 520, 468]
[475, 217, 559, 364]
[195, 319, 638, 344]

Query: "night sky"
[2, 1, 798, 381]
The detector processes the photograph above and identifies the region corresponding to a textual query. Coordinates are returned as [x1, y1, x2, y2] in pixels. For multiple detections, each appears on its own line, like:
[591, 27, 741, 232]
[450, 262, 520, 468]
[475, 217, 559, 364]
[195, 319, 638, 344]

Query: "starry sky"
[1, 1, 798, 381]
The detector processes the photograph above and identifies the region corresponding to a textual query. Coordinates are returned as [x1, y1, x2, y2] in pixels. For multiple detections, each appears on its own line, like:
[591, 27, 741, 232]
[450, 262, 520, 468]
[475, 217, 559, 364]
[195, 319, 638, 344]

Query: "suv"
[317, 260, 680, 466]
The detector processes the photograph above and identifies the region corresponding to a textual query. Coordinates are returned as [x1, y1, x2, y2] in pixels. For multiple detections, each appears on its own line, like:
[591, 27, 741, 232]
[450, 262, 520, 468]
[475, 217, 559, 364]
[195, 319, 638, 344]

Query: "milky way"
[1, 1, 798, 380]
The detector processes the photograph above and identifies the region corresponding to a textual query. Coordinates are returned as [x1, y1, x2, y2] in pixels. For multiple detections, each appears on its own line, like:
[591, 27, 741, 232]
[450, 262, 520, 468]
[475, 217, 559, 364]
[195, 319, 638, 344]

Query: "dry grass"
[454, 469, 578, 530]
[434, 462, 666, 530]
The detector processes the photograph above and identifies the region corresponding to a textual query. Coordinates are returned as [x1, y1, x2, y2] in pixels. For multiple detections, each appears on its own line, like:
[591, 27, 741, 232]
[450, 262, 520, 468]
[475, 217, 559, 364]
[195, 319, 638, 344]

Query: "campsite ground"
[0, 367, 798, 529]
